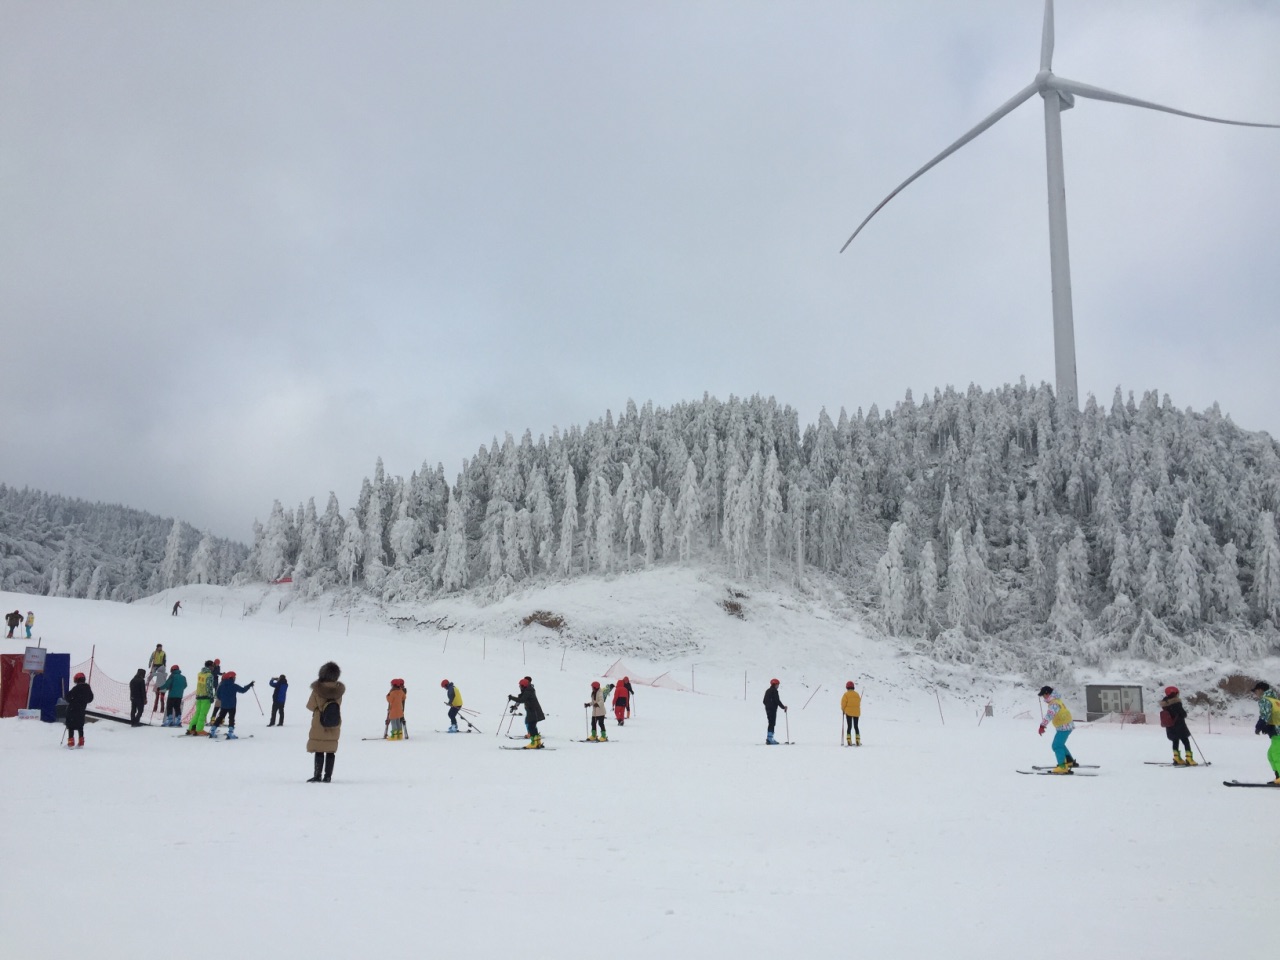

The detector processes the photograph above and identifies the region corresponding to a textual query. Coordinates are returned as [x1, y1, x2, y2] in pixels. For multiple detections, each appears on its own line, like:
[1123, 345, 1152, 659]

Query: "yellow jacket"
[1043, 697, 1073, 729]
[841, 690, 862, 717]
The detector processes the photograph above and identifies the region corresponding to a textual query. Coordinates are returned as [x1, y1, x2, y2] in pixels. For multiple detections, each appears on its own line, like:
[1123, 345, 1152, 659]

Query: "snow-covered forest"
[0, 486, 247, 601]
[239, 382, 1280, 673]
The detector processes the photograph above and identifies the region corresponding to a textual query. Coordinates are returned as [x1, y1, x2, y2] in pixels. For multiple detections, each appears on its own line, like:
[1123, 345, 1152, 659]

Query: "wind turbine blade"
[1040, 0, 1055, 72]
[841, 81, 1039, 252]
[1052, 76, 1280, 129]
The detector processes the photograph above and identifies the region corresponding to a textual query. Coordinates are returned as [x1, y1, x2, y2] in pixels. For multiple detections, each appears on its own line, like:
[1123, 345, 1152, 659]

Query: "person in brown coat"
[305, 661, 345, 783]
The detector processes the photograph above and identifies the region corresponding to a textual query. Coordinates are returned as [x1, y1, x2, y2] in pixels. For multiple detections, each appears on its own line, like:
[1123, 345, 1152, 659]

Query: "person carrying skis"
[207, 671, 254, 739]
[1250, 681, 1280, 785]
[841, 680, 862, 746]
[24, 610, 34, 639]
[1038, 685, 1080, 773]
[441, 679, 463, 732]
[763, 678, 787, 744]
[386, 679, 407, 739]
[585, 681, 609, 741]
[306, 661, 345, 782]
[186, 661, 216, 735]
[612, 676, 634, 726]
[268, 675, 288, 727]
[508, 677, 545, 749]
[64, 672, 94, 748]
[159, 665, 187, 726]
[1158, 685, 1196, 766]
[129, 668, 147, 726]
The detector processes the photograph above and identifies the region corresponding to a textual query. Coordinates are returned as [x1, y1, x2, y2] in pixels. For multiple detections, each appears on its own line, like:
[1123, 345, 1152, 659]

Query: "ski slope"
[1, 580, 1275, 959]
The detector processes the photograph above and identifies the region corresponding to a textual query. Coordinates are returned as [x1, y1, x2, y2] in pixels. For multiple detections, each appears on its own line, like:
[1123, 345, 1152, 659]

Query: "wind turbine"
[841, 0, 1280, 410]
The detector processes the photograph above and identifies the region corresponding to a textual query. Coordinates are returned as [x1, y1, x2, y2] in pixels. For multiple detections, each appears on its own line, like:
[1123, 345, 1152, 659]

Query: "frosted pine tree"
[189, 533, 216, 584]
[337, 510, 364, 586]
[639, 491, 656, 569]
[617, 463, 636, 569]
[557, 464, 578, 577]
[390, 501, 420, 569]
[159, 520, 187, 589]
[918, 540, 939, 627]
[1251, 511, 1280, 624]
[441, 488, 469, 592]
[595, 476, 615, 575]
[258, 504, 291, 582]
[676, 458, 702, 563]
[945, 529, 971, 631]
[875, 521, 909, 635]
[659, 495, 677, 560]
[363, 474, 387, 588]
[1167, 501, 1202, 629]
[761, 450, 783, 583]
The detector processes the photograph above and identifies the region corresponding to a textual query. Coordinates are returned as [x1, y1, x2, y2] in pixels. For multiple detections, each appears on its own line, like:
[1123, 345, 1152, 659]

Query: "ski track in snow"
[2, 580, 1276, 959]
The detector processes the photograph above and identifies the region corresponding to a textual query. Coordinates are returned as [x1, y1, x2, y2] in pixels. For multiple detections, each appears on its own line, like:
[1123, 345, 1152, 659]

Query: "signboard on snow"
[23, 646, 46, 673]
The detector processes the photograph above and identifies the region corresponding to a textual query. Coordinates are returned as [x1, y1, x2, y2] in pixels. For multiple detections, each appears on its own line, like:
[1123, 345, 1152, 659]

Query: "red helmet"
[622, 676, 629, 682]
[1164, 685, 1179, 696]
[214, 659, 221, 665]
[770, 678, 780, 686]
[846, 681, 855, 689]
[224, 671, 236, 680]
[591, 681, 601, 689]
[74, 672, 86, 682]
[171, 665, 180, 672]
[391, 678, 404, 687]
[440, 679, 449, 688]
[518, 678, 530, 688]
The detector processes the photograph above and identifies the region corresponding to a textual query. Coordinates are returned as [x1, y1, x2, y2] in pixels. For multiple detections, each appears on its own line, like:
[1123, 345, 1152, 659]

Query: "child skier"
[1251, 681, 1280, 784]
[441, 679, 463, 732]
[386, 679, 407, 739]
[207, 671, 254, 739]
[1158, 686, 1196, 765]
[268, 675, 288, 726]
[64, 672, 94, 748]
[159, 665, 187, 726]
[508, 677, 546, 749]
[612, 676, 634, 726]
[585, 681, 608, 741]
[186, 661, 215, 735]
[1037, 685, 1080, 773]
[306, 661, 345, 782]
[841, 680, 862, 746]
[25, 610, 34, 639]
[763, 678, 787, 744]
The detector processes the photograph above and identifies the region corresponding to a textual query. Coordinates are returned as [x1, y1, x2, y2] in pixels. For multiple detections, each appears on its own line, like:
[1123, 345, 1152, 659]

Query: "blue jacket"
[269, 678, 288, 704]
[160, 671, 188, 699]
[216, 677, 252, 708]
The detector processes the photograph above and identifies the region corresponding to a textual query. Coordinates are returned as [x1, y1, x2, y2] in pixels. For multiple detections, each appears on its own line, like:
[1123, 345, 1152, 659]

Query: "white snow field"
[2, 577, 1275, 959]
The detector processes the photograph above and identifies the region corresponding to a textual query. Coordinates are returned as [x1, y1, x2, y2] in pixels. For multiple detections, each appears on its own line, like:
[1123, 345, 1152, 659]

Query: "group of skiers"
[4, 609, 33, 639]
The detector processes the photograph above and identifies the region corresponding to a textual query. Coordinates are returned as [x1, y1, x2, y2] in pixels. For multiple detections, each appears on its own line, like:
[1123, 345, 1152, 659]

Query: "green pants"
[190, 698, 212, 733]
[1269, 734, 1280, 776]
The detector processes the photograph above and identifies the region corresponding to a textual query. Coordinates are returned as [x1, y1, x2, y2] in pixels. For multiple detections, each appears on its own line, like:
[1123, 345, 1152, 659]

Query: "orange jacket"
[386, 687, 407, 720]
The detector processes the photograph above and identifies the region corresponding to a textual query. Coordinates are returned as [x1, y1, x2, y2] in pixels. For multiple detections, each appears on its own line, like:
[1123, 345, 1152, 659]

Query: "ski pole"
[1189, 731, 1209, 764]
[403, 719, 410, 740]
[584, 705, 590, 739]
[251, 685, 265, 716]
[384, 713, 390, 739]
[785, 709, 790, 744]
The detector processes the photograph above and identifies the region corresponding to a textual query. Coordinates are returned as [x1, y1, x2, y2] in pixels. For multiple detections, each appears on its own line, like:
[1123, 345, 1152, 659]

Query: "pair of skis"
[1016, 764, 1100, 776]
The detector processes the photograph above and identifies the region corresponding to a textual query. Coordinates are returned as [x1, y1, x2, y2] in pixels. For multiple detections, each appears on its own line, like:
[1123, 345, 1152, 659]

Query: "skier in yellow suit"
[841, 681, 862, 746]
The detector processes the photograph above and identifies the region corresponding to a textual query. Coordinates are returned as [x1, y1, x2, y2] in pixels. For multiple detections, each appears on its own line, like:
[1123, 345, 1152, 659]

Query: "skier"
[612, 676, 635, 726]
[386, 679, 407, 739]
[1158, 686, 1196, 766]
[24, 610, 33, 639]
[129, 668, 147, 726]
[841, 680, 862, 746]
[508, 677, 546, 749]
[585, 680, 608, 741]
[186, 661, 216, 735]
[64, 672, 94, 748]
[763, 678, 787, 744]
[1037, 685, 1080, 773]
[159, 665, 187, 727]
[268, 675, 288, 727]
[1250, 681, 1280, 785]
[147, 644, 167, 701]
[171, 600, 181, 616]
[4, 609, 20, 638]
[207, 671, 254, 739]
[441, 678, 463, 732]
[207, 659, 225, 726]
[306, 661, 345, 782]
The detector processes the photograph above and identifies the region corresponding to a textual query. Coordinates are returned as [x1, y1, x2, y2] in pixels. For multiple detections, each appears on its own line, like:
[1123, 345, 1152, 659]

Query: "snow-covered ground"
[2, 576, 1275, 958]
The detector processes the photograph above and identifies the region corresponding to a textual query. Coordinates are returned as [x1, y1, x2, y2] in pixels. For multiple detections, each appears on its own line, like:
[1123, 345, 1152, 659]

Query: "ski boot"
[66, 736, 75, 748]
[1172, 751, 1186, 766]
[77, 735, 85, 748]
[448, 724, 458, 733]
[766, 732, 778, 745]
[599, 731, 608, 741]
[1049, 763, 1073, 774]
[588, 734, 598, 742]
[846, 735, 852, 746]
[225, 727, 237, 740]
[1184, 751, 1197, 766]
[1065, 757, 1080, 769]
[525, 734, 543, 749]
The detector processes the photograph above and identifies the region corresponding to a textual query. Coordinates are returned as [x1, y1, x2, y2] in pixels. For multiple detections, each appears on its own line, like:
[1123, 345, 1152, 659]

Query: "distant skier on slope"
[612, 676, 634, 726]
[171, 600, 181, 616]
[207, 671, 254, 739]
[441, 679, 463, 732]
[1158, 686, 1196, 766]
[508, 677, 545, 749]
[841, 681, 862, 746]
[763, 678, 787, 745]
[64, 672, 94, 748]
[1037, 686, 1080, 774]
[1250, 681, 1280, 785]
[585, 681, 608, 741]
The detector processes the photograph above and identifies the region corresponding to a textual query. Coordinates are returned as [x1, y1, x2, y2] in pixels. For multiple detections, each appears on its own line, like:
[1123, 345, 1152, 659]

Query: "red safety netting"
[601, 658, 690, 692]
[73, 659, 195, 724]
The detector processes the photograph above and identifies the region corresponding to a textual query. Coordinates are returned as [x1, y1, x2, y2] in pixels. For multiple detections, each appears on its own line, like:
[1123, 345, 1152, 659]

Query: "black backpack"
[319, 699, 341, 727]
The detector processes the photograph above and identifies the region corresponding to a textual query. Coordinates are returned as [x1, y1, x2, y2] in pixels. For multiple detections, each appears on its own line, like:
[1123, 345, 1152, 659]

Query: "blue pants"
[1051, 729, 1073, 765]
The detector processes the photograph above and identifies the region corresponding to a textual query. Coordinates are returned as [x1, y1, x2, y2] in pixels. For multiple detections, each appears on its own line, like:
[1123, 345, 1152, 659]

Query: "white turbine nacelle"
[843, 0, 1280, 411]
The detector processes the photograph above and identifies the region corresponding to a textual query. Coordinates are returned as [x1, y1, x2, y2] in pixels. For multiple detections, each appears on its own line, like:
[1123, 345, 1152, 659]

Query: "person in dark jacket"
[306, 661, 345, 782]
[763, 678, 787, 745]
[612, 676, 635, 726]
[159, 665, 188, 726]
[508, 677, 546, 749]
[5, 609, 21, 638]
[129, 668, 147, 726]
[1158, 685, 1196, 765]
[207, 672, 254, 739]
[268, 675, 288, 727]
[64, 672, 94, 748]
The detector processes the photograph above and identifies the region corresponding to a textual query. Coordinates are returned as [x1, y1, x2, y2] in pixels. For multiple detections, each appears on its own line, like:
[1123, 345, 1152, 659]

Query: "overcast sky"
[2, 1, 1278, 542]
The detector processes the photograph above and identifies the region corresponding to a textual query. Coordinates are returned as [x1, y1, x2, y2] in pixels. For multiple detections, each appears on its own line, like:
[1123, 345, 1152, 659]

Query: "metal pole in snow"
[934, 689, 945, 725]
[442, 628, 450, 655]
[802, 685, 822, 710]
[743, 671, 747, 700]
[560, 647, 566, 671]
